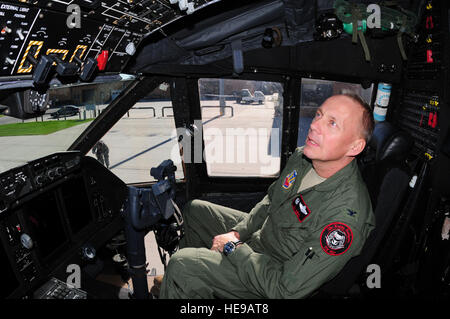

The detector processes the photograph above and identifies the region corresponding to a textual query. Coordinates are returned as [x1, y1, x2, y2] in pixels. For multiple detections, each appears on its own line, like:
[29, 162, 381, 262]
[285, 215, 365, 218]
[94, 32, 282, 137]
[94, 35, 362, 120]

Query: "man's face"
[303, 95, 365, 164]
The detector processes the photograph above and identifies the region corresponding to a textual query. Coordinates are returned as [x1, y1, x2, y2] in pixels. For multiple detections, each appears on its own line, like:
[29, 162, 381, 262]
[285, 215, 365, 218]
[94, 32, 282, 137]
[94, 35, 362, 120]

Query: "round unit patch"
[320, 222, 353, 256]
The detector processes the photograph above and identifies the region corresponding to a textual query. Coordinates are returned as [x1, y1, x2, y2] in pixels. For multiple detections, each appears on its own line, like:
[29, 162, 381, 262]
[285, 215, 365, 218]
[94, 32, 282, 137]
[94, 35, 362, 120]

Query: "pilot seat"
[316, 121, 413, 297]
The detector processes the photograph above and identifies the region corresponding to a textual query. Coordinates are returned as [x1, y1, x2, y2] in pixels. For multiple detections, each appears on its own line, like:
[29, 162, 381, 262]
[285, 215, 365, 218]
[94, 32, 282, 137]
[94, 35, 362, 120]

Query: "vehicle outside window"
[297, 79, 374, 147]
[198, 78, 283, 177]
[50, 105, 80, 119]
[254, 91, 266, 104]
[235, 89, 266, 105]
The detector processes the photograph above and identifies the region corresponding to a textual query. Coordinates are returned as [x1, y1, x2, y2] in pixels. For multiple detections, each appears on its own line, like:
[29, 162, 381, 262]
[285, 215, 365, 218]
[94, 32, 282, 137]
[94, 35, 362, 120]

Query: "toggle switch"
[16, 28, 24, 41]
[96, 50, 108, 71]
[1, 26, 12, 34]
[4, 57, 15, 65]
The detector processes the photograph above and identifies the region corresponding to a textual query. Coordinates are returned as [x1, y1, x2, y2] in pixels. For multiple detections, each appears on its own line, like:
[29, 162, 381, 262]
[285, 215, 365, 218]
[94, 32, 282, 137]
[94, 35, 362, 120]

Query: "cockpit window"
[198, 78, 283, 177]
[297, 79, 374, 147]
[0, 75, 134, 174]
[87, 82, 184, 184]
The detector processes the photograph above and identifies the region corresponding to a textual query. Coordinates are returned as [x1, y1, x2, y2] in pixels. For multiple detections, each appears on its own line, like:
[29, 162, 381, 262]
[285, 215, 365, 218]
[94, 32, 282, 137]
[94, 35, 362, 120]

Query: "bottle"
[373, 83, 392, 122]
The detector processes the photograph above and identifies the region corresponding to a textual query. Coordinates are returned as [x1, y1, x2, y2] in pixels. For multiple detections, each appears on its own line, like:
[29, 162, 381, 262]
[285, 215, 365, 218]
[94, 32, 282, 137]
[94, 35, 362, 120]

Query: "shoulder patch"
[282, 170, 297, 189]
[320, 222, 353, 256]
[292, 195, 311, 223]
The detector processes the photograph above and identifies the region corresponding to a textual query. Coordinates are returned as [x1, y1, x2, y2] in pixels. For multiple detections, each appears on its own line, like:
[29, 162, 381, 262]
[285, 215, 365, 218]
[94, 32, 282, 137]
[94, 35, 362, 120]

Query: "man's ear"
[347, 138, 366, 157]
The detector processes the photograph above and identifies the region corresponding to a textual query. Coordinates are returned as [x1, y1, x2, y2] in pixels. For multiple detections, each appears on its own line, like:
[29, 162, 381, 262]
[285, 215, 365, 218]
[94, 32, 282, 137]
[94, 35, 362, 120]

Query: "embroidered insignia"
[282, 170, 297, 189]
[292, 195, 311, 223]
[320, 222, 353, 256]
[347, 209, 357, 217]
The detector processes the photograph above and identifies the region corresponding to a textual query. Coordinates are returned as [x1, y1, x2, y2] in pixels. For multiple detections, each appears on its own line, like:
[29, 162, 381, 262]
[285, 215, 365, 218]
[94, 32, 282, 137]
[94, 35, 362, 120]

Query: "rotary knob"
[46, 169, 56, 180]
[55, 167, 64, 177]
[20, 233, 33, 250]
[80, 244, 96, 261]
[35, 175, 44, 186]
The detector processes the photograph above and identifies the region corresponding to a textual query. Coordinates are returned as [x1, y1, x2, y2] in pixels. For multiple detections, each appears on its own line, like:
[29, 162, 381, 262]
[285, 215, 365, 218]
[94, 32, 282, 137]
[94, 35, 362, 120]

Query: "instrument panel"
[0, 1, 144, 77]
[0, 151, 128, 298]
[0, 0, 224, 78]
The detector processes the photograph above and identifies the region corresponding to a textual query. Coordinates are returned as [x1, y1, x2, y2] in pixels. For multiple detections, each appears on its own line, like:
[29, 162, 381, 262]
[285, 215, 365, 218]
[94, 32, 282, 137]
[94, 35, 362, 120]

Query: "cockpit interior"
[0, 0, 449, 301]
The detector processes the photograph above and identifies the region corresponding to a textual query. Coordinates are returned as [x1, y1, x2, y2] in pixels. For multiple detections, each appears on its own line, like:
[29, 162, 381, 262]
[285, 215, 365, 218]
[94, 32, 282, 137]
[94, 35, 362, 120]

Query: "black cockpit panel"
[0, 0, 224, 79]
[0, 1, 143, 77]
[0, 152, 127, 298]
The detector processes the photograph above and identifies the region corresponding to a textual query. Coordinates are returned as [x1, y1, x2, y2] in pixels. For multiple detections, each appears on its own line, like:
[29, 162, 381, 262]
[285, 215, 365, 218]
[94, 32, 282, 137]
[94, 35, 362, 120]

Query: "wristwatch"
[223, 240, 243, 256]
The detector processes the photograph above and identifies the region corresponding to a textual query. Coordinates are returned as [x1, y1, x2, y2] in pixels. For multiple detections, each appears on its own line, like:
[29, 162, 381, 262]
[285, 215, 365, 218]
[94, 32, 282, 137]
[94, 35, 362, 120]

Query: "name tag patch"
[292, 195, 311, 223]
[320, 222, 353, 256]
[282, 170, 297, 189]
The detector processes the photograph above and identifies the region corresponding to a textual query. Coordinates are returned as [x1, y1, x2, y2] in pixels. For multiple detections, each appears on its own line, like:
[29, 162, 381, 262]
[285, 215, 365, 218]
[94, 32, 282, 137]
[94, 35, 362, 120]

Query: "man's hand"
[211, 231, 240, 252]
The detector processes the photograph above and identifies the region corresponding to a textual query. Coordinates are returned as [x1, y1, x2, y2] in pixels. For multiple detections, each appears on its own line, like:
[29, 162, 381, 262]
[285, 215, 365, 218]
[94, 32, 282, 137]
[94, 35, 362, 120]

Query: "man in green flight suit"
[158, 93, 376, 299]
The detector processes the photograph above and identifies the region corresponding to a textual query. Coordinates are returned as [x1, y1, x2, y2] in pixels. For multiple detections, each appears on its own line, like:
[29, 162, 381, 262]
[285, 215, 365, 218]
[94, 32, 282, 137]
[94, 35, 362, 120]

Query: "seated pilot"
[155, 93, 375, 299]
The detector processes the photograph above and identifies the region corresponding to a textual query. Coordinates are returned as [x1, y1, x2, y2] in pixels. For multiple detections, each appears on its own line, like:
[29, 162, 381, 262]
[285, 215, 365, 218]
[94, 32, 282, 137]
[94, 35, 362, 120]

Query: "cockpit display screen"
[0, 241, 20, 298]
[60, 176, 93, 235]
[22, 191, 68, 261]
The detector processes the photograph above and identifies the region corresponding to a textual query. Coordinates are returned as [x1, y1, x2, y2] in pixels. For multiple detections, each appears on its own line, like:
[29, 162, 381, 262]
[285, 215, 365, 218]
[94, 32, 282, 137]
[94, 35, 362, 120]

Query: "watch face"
[223, 242, 234, 256]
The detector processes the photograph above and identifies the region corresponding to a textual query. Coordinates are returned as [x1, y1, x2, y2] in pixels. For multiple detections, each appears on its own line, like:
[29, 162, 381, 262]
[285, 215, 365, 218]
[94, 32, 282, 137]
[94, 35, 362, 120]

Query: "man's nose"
[309, 116, 321, 133]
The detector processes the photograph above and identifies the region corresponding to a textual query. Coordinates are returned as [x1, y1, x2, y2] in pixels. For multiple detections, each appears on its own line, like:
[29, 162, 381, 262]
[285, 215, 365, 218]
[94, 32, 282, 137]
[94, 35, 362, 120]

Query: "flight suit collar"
[297, 155, 359, 193]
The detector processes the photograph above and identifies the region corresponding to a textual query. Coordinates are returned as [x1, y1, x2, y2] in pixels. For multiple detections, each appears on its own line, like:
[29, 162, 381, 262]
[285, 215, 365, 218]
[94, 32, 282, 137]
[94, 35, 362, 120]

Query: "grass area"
[0, 119, 94, 136]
